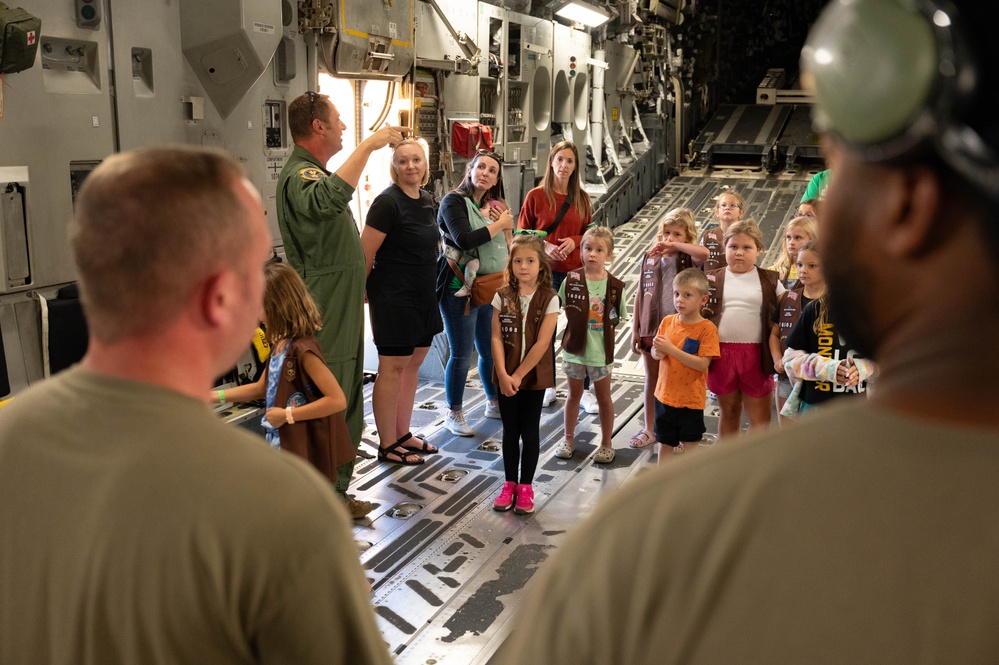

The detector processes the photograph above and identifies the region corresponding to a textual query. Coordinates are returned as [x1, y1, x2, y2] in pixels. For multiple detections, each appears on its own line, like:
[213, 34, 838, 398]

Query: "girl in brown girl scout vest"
[490, 235, 560, 514]
[556, 226, 626, 464]
[703, 219, 785, 439]
[768, 215, 819, 289]
[629, 208, 709, 450]
[700, 190, 746, 272]
[211, 263, 356, 491]
[769, 241, 824, 424]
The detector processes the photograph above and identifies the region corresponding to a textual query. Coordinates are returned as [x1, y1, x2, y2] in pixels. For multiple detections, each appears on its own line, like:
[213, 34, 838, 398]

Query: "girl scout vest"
[494, 286, 558, 391]
[701, 226, 727, 272]
[273, 337, 355, 483]
[562, 271, 625, 366]
[635, 251, 694, 337]
[775, 284, 808, 354]
[702, 267, 781, 374]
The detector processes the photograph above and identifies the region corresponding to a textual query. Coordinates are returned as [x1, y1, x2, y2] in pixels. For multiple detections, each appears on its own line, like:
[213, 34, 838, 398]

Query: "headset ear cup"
[802, 0, 938, 147]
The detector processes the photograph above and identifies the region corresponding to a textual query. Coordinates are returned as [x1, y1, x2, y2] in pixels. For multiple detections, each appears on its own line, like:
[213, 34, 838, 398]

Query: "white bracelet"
[285, 406, 295, 425]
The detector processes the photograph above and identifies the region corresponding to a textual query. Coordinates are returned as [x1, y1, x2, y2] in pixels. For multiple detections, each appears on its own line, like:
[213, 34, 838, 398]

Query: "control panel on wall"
[263, 100, 286, 151]
[75, 0, 101, 29]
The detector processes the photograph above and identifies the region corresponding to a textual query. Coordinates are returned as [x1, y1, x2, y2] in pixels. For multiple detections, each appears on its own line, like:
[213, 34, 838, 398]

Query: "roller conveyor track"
[342, 173, 809, 664]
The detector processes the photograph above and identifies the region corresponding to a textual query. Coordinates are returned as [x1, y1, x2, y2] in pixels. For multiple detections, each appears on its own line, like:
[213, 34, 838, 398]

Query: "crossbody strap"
[544, 197, 573, 236]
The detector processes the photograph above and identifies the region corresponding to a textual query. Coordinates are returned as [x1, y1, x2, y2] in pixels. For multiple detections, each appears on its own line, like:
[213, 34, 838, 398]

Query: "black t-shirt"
[366, 184, 439, 270]
[365, 184, 443, 345]
[785, 300, 869, 405]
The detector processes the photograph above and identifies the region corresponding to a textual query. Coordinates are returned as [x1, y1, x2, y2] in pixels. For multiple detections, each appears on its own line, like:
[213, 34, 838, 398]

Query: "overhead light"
[555, 1, 612, 28]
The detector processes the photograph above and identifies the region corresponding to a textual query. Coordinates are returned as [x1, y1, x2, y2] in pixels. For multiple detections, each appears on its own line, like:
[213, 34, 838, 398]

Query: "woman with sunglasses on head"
[517, 141, 593, 408]
[438, 149, 515, 436]
[362, 139, 444, 465]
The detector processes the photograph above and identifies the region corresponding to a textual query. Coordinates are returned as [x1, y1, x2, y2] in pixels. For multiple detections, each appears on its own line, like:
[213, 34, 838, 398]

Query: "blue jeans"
[440, 286, 497, 408]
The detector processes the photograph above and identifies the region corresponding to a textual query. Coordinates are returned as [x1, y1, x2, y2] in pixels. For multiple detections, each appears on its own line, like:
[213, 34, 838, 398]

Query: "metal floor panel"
[341, 170, 809, 664]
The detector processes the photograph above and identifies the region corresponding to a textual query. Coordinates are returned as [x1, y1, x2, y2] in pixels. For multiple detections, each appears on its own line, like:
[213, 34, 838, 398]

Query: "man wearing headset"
[498, 1, 999, 662]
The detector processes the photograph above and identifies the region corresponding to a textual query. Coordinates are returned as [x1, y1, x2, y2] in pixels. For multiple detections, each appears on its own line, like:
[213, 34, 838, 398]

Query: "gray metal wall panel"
[0, 5, 116, 293]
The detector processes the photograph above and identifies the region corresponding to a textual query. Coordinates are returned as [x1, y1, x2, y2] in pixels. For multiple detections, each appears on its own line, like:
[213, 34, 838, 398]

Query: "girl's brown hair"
[262, 261, 323, 345]
[499, 234, 553, 311]
[723, 218, 764, 250]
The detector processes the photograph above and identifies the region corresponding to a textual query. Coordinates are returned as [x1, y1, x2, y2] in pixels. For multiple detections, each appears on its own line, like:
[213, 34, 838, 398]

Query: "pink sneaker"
[493, 481, 516, 511]
[514, 484, 535, 514]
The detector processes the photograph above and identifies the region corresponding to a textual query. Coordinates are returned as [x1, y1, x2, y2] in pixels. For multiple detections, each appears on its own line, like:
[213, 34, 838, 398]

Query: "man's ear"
[199, 269, 236, 328]
[884, 165, 942, 260]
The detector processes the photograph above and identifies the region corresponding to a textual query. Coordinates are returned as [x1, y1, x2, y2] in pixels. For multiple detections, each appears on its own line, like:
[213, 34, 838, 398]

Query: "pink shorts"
[707, 342, 774, 398]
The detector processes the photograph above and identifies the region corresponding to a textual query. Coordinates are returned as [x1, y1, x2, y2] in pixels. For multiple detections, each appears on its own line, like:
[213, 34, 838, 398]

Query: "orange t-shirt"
[653, 316, 720, 410]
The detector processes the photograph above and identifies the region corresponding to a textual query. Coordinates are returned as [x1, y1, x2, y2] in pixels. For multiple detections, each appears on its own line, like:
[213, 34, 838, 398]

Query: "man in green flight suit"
[277, 91, 409, 519]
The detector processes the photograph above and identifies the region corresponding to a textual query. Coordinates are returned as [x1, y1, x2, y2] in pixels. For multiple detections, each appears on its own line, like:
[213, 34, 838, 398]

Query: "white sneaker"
[484, 401, 501, 419]
[444, 409, 475, 436]
[579, 390, 599, 414]
[542, 387, 557, 407]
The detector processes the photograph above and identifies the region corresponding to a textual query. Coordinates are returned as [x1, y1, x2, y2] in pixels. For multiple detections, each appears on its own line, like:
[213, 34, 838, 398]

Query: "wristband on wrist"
[218, 390, 225, 404]
[285, 405, 295, 425]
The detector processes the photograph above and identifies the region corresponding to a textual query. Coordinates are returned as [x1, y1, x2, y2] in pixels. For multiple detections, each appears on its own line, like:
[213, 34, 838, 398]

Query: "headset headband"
[801, 0, 997, 198]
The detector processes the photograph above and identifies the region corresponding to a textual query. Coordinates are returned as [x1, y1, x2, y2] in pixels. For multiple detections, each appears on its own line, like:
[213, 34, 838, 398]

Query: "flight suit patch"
[298, 167, 325, 182]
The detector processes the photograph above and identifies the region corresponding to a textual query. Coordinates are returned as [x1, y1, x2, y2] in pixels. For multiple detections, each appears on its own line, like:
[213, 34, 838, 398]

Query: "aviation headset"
[800, 0, 998, 199]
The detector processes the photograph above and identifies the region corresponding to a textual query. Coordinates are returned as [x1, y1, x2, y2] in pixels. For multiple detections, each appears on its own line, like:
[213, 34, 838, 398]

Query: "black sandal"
[377, 441, 425, 465]
[398, 431, 439, 455]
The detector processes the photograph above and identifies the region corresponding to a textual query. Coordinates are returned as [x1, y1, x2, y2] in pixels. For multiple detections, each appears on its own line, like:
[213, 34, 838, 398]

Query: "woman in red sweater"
[517, 140, 593, 408]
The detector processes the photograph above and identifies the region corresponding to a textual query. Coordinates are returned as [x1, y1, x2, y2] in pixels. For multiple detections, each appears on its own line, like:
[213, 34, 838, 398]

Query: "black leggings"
[498, 389, 544, 484]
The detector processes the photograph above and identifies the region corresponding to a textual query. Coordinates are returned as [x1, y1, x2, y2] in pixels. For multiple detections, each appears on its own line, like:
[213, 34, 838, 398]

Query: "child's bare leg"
[774, 388, 791, 426]
[592, 374, 614, 448]
[642, 351, 659, 435]
[743, 393, 773, 432]
[563, 377, 584, 439]
[716, 391, 744, 438]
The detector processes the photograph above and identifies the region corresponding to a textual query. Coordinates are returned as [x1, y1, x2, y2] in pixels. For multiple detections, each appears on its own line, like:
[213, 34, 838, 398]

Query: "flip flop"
[628, 429, 656, 449]
[398, 431, 439, 454]
[377, 441, 425, 465]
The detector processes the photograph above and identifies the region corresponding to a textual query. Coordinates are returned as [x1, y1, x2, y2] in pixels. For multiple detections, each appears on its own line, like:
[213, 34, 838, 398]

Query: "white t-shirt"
[493, 289, 560, 361]
[717, 268, 785, 343]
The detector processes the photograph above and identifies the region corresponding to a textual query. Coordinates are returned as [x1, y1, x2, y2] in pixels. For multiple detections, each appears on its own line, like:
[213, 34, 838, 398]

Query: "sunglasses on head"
[306, 91, 322, 123]
[475, 148, 503, 163]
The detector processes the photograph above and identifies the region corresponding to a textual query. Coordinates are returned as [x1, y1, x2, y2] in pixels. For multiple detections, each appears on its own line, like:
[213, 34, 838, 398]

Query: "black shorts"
[654, 400, 706, 446]
[376, 336, 434, 357]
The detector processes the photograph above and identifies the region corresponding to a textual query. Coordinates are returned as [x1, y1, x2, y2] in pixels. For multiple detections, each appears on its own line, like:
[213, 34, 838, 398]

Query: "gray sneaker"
[444, 409, 475, 436]
[484, 401, 501, 419]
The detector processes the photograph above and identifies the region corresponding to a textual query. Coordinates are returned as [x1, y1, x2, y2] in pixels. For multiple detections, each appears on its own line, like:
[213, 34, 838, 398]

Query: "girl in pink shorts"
[702, 220, 785, 438]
